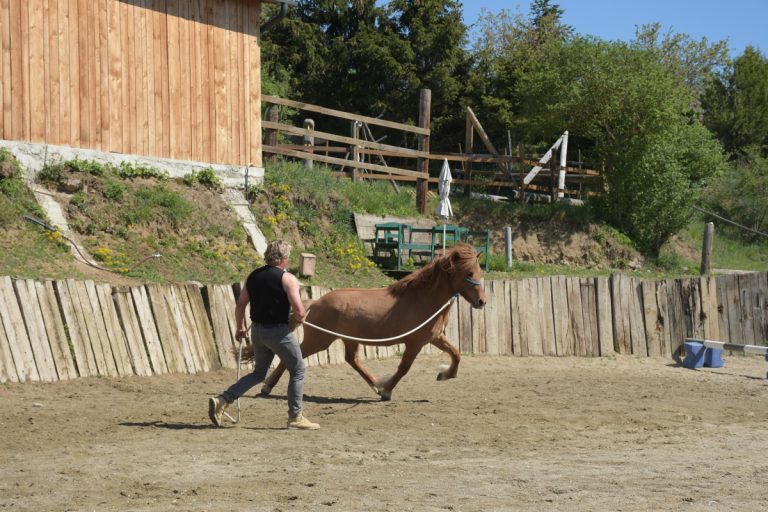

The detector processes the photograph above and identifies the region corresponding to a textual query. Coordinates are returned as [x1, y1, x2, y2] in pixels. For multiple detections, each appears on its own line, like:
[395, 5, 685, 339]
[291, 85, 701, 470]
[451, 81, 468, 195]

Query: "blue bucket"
[704, 347, 725, 368]
[682, 341, 706, 369]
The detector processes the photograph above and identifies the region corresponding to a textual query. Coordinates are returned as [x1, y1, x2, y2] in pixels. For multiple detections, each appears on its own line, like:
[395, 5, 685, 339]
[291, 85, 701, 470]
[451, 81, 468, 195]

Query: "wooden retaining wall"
[0, 273, 766, 383]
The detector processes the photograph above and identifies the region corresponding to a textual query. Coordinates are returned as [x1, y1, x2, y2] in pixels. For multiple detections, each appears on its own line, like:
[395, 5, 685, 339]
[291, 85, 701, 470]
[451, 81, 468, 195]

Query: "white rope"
[222, 341, 245, 424]
[301, 294, 458, 343]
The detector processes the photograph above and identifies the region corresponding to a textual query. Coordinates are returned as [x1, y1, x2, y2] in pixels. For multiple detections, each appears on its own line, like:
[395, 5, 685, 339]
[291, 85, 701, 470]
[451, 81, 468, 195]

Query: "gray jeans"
[222, 324, 305, 418]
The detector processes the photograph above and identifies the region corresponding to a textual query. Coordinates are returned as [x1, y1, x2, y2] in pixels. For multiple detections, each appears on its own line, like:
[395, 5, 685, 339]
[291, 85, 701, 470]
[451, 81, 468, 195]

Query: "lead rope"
[222, 340, 245, 424]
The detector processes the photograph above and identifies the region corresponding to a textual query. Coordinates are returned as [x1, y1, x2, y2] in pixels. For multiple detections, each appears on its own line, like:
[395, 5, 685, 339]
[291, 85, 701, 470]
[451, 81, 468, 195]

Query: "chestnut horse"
[259, 243, 487, 401]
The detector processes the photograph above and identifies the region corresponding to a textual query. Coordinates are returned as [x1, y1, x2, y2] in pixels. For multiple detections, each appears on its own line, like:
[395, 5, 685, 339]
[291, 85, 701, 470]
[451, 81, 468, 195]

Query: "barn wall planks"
[0, 273, 766, 384]
[0, 0, 262, 167]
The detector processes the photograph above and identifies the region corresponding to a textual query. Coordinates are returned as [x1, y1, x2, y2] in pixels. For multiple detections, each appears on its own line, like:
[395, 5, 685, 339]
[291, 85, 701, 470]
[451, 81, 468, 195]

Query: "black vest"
[246, 265, 290, 324]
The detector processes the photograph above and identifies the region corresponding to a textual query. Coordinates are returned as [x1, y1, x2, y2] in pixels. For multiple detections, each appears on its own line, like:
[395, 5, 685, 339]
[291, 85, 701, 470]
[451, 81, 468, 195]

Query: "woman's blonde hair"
[264, 239, 291, 265]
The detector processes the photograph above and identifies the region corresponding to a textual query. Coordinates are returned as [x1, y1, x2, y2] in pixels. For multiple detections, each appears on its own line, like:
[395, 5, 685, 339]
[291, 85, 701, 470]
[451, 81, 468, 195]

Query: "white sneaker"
[287, 413, 320, 430]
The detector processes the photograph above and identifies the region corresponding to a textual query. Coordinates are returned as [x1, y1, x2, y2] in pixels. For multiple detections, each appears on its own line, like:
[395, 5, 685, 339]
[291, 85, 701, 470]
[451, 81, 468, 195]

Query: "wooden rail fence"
[0, 272, 766, 383]
[262, 95, 600, 205]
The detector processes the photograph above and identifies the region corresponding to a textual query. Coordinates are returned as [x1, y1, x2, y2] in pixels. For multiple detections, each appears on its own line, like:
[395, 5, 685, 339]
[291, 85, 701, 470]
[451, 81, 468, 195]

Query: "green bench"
[463, 229, 491, 271]
[372, 223, 491, 271]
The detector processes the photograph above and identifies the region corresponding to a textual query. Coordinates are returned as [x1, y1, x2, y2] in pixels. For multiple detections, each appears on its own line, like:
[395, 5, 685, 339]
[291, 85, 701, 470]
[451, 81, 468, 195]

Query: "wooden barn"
[0, 0, 287, 170]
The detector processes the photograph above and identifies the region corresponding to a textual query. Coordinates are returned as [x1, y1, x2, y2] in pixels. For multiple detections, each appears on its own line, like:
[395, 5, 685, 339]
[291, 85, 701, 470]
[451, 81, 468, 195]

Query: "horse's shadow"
[259, 393, 430, 404]
[256, 393, 379, 405]
[119, 420, 287, 431]
[119, 421, 214, 430]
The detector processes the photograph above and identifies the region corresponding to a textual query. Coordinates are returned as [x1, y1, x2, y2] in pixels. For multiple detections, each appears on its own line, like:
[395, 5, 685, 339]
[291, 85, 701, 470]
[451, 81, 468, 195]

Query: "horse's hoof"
[436, 372, 446, 381]
[379, 390, 392, 401]
[260, 384, 272, 396]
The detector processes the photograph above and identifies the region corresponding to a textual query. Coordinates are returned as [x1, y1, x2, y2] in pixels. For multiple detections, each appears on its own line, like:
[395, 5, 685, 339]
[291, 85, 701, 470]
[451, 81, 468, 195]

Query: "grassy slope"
[1, 156, 765, 286]
[0, 151, 85, 280]
[677, 215, 768, 272]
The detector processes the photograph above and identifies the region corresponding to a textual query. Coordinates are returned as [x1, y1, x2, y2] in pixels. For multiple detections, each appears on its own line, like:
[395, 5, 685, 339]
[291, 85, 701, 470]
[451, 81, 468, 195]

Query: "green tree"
[633, 23, 729, 101]
[703, 46, 768, 155]
[515, 37, 727, 255]
[467, 1, 571, 146]
[261, 0, 469, 149]
[387, 0, 469, 149]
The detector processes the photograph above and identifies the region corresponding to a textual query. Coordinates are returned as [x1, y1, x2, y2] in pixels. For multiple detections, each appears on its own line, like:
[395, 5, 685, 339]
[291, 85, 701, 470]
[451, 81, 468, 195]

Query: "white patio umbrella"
[435, 159, 453, 251]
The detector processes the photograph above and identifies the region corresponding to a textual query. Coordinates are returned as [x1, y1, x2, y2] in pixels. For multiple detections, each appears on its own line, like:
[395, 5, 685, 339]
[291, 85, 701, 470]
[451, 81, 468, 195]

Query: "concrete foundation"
[0, 140, 264, 188]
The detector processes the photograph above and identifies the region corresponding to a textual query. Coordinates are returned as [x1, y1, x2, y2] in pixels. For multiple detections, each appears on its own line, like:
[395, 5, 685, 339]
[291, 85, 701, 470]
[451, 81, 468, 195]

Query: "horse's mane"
[387, 243, 478, 296]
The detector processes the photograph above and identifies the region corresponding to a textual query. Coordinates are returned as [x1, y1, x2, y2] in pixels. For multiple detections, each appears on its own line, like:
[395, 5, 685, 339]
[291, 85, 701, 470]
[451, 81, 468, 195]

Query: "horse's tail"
[238, 340, 255, 364]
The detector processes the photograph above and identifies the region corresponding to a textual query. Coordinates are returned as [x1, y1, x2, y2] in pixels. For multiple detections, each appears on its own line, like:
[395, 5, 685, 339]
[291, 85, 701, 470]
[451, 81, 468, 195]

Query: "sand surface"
[2, 353, 767, 511]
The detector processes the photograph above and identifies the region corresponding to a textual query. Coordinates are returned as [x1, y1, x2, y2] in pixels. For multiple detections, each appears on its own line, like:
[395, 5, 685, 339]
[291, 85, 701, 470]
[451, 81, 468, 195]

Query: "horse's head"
[445, 244, 487, 309]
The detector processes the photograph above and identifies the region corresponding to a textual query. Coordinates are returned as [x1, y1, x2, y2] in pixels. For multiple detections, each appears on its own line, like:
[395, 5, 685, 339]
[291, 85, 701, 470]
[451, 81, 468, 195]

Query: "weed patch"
[33, 159, 262, 283]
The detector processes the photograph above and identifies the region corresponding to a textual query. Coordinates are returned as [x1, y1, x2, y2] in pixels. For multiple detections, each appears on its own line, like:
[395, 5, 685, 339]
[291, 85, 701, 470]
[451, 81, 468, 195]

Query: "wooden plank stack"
[0, 273, 766, 384]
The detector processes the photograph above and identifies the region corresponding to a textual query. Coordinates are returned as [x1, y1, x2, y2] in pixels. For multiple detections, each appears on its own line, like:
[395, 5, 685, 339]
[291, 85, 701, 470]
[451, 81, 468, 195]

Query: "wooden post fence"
[416, 89, 431, 214]
[0, 272, 765, 383]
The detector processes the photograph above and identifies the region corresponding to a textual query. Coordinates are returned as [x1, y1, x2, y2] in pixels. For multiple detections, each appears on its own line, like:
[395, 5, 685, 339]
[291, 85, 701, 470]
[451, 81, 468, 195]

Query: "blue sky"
[462, 0, 767, 57]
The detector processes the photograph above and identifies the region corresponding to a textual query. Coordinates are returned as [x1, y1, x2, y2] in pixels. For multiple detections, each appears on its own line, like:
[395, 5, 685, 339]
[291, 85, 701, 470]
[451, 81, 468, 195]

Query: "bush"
[0, 163, 46, 227]
[116, 162, 168, 180]
[182, 167, 222, 190]
[704, 148, 768, 241]
[104, 181, 128, 201]
[594, 122, 727, 256]
[36, 163, 65, 184]
[0, 148, 20, 180]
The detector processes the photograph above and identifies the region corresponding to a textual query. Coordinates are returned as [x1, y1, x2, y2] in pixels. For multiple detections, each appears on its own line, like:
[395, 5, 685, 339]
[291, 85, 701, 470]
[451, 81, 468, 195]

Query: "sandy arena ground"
[1, 353, 767, 512]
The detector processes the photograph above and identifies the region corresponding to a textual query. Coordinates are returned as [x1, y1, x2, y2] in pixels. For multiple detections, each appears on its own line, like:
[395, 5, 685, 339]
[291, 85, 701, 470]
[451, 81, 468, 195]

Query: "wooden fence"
[0, 0, 262, 166]
[262, 95, 600, 205]
[0, 272, 766, 383]
[262, 94, 430, 180]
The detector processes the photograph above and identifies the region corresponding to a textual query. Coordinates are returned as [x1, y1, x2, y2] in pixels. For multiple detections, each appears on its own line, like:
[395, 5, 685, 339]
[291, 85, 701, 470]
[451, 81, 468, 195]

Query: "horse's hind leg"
[261, 329, 337, 395]
[343, 341, 380, 396]
[430, 334, 461, 381]
[261, 362, 287, 395]
[375, 343, 424, 401]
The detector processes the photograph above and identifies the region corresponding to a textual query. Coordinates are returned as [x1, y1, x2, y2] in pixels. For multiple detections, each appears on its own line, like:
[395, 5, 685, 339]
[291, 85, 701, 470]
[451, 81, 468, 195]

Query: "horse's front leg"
[375, 343, 424, 401]
[343, 341, 380, 396]
[430, 334, 460, 381]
